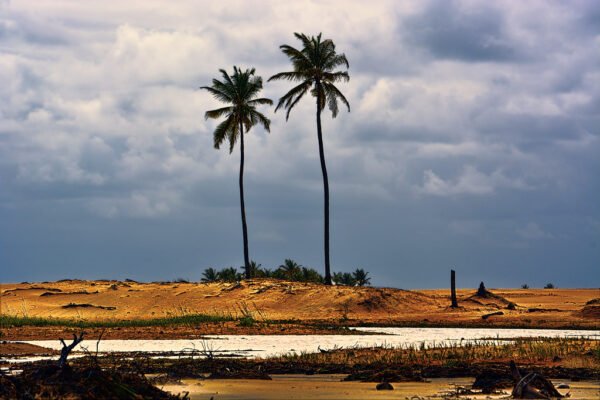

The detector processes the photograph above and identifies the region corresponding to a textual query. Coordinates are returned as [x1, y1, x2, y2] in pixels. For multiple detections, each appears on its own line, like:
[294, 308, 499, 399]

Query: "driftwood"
[510, 360, 564, 399]
[58, 332, 85, 368]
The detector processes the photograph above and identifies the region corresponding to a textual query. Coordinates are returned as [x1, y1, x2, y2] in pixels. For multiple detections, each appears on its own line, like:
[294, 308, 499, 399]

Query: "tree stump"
[58, 332, 85, 368]
[477, 282, 488, 297]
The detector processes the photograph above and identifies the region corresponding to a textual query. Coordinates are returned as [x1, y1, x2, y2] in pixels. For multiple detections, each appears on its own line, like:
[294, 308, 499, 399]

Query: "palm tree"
[201, 267, 219, 282]
[201, 67, 272, 278]
[218, 267, 242, 282]
[242, 260, 261, 279]
[352, 268, 371, 286]
[277, 259, 302, 281]
[269, 33, 350, 285]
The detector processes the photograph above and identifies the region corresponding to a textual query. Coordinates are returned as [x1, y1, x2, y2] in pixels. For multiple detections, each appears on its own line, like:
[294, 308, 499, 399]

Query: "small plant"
[544, 283, 555, 289]
[521, 284, 529, 289]
[338, 300, 352, 322]
[238, 316, 255, 327]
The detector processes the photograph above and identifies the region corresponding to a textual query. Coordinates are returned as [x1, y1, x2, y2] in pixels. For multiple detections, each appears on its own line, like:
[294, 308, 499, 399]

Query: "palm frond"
[322, 71, 350, 83]
[324, 53, 349, 70]
[273, 80, 311, 120]
[247, 97, 274, 106]
[250, 109, 271, 132]
[205, 106, 233, 120]
[213, 115, 237, 151]
[268, 71, 307, 82]
[200, 86, 232, 103]
[323, 82, 350, 117]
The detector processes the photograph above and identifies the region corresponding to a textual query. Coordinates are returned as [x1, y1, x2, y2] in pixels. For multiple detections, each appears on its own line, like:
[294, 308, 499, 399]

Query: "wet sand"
[160, 375, 600, 400]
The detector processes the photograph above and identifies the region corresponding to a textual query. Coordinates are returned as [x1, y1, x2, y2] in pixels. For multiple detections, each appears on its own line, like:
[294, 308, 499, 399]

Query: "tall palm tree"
[201, 67, 272, 278]
[269, 33, 350, 285]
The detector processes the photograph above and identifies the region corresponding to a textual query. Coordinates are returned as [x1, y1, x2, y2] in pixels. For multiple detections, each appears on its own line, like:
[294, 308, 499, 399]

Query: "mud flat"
[159, 375, 600, 400]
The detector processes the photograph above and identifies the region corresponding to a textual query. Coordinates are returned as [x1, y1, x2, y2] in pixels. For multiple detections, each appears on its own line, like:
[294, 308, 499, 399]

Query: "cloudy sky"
[1, 0, 599, 288]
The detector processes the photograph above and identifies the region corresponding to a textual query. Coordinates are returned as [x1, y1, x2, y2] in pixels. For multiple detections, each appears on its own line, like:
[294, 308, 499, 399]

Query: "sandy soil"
[159, 375, 600, 400]
[0, 341, 57, 356]
[1, 279, 598, 340]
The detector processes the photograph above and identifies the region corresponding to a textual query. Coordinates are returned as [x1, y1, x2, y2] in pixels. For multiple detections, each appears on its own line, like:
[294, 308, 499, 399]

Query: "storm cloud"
[0, 0, 598, 288]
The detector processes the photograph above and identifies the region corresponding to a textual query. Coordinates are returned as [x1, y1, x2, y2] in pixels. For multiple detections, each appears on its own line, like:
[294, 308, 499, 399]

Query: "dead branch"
[58, 332, 84, 368]
[510, 360, 564, 399]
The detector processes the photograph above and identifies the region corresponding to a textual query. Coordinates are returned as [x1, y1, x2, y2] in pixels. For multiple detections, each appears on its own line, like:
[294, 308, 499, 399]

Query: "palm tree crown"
[268, 33, 350, 120]
[202, 67, 273, 152]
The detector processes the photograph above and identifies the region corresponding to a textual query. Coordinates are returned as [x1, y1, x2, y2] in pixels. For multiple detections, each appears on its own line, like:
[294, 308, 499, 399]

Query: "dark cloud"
[403, 1, 520, 62]
[0, 1, 598, 288]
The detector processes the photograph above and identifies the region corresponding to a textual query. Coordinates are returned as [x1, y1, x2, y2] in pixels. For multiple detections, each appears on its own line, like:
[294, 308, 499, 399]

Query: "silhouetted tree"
[301, 267, 324, 283]
[243, 260, 261, 278]
[275, 259, 303, 281]
[333, 271, 356, 286]
[270, 33, 350, 285]
[218, 267, 242, 282]
[201, 268, 219, 282]
[352, 268, 371, 286]
[201, 67, 272, 278]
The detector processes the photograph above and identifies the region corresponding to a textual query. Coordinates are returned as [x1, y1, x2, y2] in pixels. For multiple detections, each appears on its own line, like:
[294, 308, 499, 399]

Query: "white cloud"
[416, 165, 531, 196]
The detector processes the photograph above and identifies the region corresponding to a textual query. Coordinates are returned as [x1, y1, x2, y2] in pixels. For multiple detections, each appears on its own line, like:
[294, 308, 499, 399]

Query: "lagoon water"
[20, 327, 600, 360]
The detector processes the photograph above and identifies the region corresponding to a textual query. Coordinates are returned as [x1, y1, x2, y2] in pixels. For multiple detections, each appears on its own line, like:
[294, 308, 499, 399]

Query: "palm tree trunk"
[239, 121, 251, 278]
[316, 89, 332, 285]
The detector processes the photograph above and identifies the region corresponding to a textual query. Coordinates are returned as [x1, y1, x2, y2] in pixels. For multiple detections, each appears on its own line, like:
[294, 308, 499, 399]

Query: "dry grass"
[270, 337, 600, 367]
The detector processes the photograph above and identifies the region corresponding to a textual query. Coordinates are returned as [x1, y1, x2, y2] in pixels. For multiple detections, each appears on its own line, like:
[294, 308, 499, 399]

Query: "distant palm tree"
[352, 268, 371, 286]
[243, 260, 261, 279]
[301, 267, 324, 283]
[218, 267, 242, 282]
[269, 33, 350, 285]
[201, 67, 272, 278]
[277, 259, 302, 281]
[201, 267, 219, 282]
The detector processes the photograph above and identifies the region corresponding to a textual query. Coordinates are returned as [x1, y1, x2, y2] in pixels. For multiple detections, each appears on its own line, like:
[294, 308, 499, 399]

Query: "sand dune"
[1, 279, 598, 329]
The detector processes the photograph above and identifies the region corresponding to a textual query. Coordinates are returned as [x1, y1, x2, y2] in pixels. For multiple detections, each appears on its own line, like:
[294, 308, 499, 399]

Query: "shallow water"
[18, 327, 600, 360]
[159, 375, 600, 400]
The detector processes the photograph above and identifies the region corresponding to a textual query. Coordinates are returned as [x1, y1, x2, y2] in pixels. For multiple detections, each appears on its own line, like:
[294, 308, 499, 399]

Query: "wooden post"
[450, 269, 458, 308]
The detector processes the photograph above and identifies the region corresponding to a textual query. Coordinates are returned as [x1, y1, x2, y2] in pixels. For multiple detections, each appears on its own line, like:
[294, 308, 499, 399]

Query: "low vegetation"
[272, 337, 600, 368]
[0, 313, 234, 329]
[201, 259, 371, 286]
[57, 337, 598, 388]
